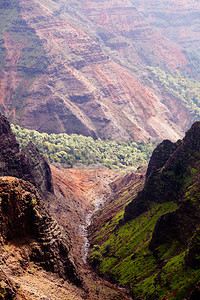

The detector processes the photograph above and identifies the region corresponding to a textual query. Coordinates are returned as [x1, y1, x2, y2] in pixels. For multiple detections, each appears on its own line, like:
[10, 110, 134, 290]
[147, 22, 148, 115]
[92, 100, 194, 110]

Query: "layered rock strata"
[0, 0, 195, 141]
[0, 177, 81, 286]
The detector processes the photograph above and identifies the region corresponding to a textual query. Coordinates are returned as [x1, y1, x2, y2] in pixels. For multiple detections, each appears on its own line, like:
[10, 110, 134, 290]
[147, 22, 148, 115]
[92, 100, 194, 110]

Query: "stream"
[79, 198, 103, 264]
[79, 192, 133, 299]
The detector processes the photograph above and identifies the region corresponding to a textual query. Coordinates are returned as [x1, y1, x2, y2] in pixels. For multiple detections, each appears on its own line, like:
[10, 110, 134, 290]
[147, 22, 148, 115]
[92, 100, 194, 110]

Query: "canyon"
[1, 116, 200, 299]
[0, 114, 132, 299]
[1, 0, 200, 299]
[0, 0, 200, 141]
[1, 111, 200, 299]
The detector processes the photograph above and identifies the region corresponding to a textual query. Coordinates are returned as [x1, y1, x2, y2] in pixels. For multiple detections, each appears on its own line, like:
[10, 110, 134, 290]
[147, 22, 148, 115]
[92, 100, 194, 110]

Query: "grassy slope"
[88, 123, 200, 299]
[89, 196, 187, 299]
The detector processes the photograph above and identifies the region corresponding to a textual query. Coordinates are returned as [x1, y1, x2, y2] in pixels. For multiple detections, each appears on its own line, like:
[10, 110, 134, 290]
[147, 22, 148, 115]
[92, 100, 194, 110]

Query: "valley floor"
[0, 166, 134, 299]
[7, 166, 132, 299]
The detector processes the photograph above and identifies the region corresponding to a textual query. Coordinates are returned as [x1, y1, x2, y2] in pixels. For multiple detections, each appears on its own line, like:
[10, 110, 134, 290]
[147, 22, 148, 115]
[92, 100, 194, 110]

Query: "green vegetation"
[89, 198, 188, 299]
[147, 66, 200, 121]
[89, 193, 200, 299]
[0, 282, 6, 299]
[88, 124, 200, 298]
[88, 245, 103, 267]
[183, 49, 200, 77]
[11, 124, 158, 170]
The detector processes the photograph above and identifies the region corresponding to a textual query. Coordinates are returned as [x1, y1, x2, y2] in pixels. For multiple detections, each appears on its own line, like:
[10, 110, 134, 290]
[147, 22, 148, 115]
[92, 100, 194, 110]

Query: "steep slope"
[88, 122, 200, 299]
[133, 0, 200, 52]
[50, 166, 119, 264]
[0, 113, 53, 198]
[0, 0, 195, 141]
[0, 177, 81, 285]
[0, 113, 83, 297]
[0, 114, 132, 299]
[124, 121, 200, 220]
[82, 0, 188, 71]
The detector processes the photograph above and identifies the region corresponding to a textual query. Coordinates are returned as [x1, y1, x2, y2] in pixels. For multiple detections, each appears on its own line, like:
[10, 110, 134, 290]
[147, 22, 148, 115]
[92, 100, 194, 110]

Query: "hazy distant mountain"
[0, 0, 200, 141]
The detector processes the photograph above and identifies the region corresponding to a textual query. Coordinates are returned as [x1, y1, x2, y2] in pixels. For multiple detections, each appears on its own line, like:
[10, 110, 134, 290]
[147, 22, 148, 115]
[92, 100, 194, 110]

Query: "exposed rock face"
[110, 172, 145, 194]
[0, 113, 33, 183]
[145, 139, 178, 179]
[133, 0, 200, 54]
[124, 121, 200, 274]
[0, 177, 81, 285]
[0, 0, 198, 141]
[82, 0, 188, 71]
[124, 122, 200, 221]
[0, 113, 82, 287]
[0, 176, 81, 286]
[0, 271, 17, 300]
[22, 141, 54, 195]
[0, 113, 54, 197]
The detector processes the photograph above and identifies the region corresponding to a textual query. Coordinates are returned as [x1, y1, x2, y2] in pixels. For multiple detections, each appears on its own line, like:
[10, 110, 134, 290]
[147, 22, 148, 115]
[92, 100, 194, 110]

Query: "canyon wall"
[1, 0, 199, 141]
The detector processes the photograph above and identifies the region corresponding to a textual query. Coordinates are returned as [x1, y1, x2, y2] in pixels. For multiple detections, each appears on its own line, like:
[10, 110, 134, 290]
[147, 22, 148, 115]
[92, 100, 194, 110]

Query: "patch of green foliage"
[132, 252, 193, 300]
[147, 67, 200, 122]
[88, 245, 103, 267]
[97, 202, 177, 274]
[11, 124, 158, 170]
[183, 49, 200, 77]
[0, 281, 7, 299]
[88, 200, 200, 299]
[90, 169, 200, 299]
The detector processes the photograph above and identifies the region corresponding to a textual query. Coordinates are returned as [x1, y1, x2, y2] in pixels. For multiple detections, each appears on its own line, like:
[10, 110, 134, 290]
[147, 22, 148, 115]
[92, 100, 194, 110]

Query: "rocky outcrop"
[123, 121, 200, 277]
[0, 113, 33, 183]
[0, 271, 18, 300]
[22, 141, 54, 196]
[0, 176, 81, 286]
[0, 113, 82, 286]
[145, 139, 178, 178]
[0, 114, 53, 197]
[124, 122, 200, 221]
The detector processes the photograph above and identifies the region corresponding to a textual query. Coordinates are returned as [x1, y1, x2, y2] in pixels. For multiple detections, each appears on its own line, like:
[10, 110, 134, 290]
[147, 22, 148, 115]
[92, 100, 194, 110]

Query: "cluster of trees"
[183, 49, 200, 77]
[11, 125, 158, 170]
[147, 67, 200, 120]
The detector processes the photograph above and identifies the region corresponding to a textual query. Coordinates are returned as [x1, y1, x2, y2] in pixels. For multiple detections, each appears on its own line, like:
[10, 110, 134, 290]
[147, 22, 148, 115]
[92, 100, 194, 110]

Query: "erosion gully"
[79, 198, 103, 264]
